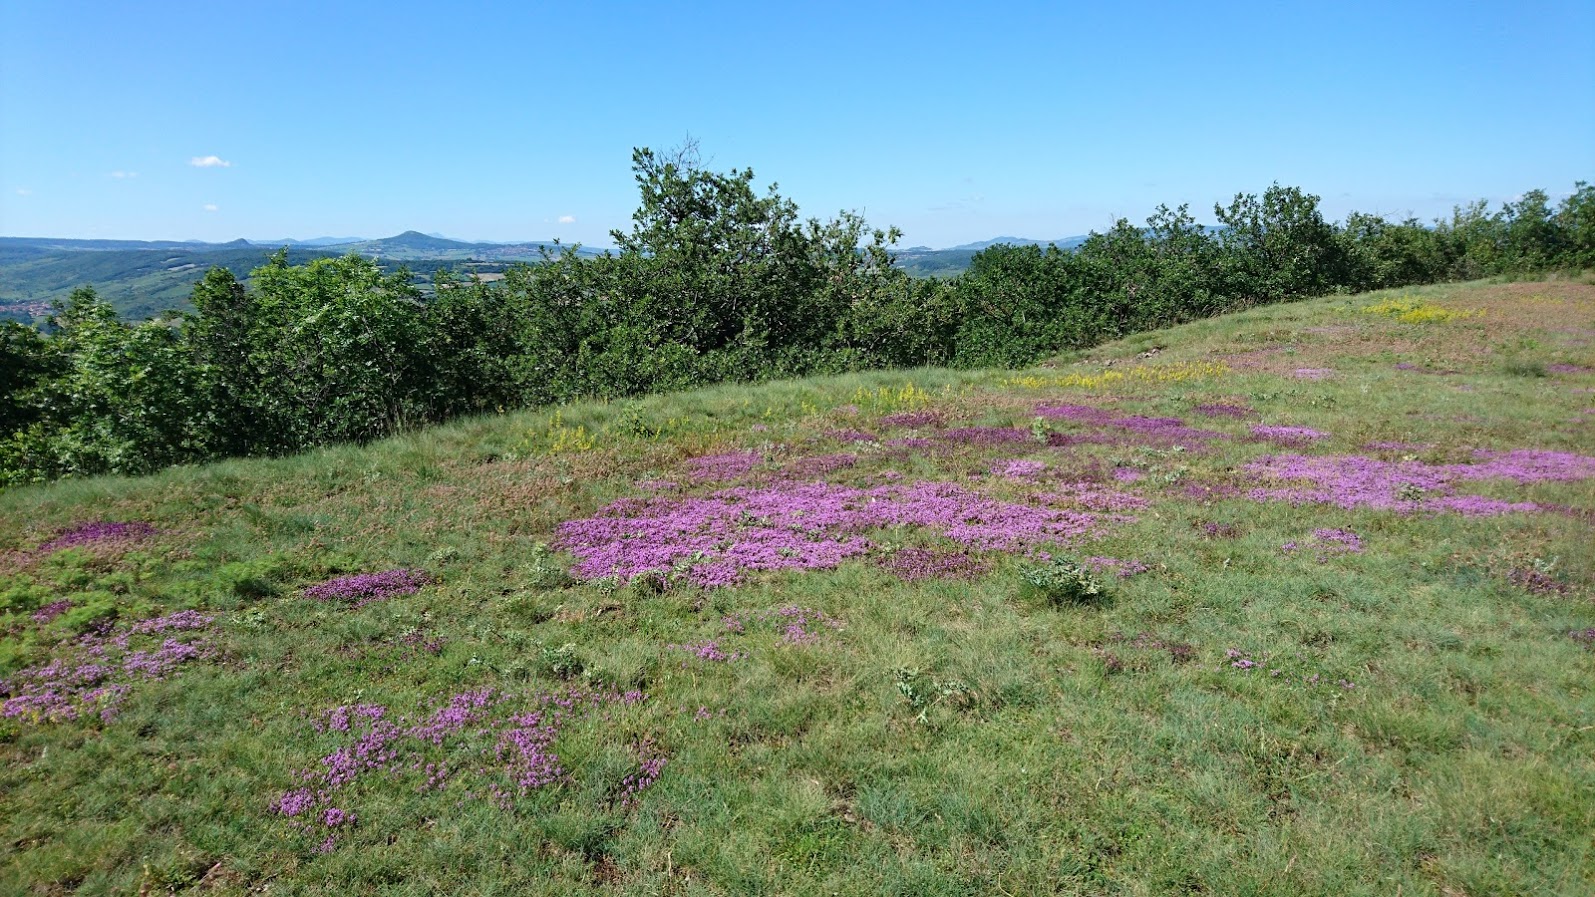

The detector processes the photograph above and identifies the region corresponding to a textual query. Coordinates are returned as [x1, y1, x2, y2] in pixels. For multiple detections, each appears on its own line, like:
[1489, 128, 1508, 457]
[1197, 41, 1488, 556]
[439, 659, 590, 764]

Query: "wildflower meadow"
[1, 278, 1592, 894]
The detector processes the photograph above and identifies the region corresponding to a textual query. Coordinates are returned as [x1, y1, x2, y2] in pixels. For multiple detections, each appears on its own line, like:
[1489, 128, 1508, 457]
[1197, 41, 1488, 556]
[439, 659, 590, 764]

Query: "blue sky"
[2, 0, 1591, 248]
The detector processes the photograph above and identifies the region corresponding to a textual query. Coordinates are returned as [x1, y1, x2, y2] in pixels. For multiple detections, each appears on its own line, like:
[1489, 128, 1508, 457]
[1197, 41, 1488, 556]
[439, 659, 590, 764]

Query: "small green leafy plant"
[1019, 557, 1106, 604]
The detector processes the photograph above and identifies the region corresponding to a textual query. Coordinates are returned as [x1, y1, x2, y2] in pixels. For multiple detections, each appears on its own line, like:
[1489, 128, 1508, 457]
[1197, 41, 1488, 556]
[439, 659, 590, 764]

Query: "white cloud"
[109, 170, 138, 179]
[203, 203, 219, 212]
[189, 155, 231, 168]
[558, 215, 576, 224]
[14, 188, 31, 196]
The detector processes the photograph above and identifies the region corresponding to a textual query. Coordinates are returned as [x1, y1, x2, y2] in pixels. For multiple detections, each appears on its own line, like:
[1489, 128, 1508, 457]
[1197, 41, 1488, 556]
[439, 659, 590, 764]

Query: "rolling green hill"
[0, 247, 343, 321]
[2, 278, 1592, 894]
[0, 234, 604, 320]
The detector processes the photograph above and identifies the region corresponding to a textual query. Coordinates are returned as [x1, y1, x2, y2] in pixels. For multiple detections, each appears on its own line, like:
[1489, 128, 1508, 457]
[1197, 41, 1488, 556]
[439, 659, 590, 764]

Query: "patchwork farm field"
[2, 279, 1593, 895]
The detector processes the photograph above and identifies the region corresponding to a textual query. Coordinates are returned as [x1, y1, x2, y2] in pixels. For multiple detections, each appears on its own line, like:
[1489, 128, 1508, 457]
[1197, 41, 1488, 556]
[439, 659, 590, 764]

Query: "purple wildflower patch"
[1251, 425, 1329, 445]
[993, 459, 1047, 479]
[1284, 527, 1365, 561]
[780, 453, 857, 480]
[1042, 482, 1148, 513]
[303, 569, 433, 607]
[666, 640, 746, 663]
[1192, 402, 1256, 419]
[1571, 629, 1595, 649]
[1293, 368, 1335, 380]
[1, 610, 215, 724]
[1548, 363, 1591, 374]
[557, 480, 1126, 588]
[276, 687, 657, 849]
[876, 548, 991, 582]
[938, 427, 1032, 446]
[826, 429, 879, 443]
[1035, 403, 1115, 424]
[30, 600, 72, 625]
[723, 606, 841, 644]
[1109, 416, 1225, 445]
[36, 521, 156, 554]
[1246, 449, 1595, 515]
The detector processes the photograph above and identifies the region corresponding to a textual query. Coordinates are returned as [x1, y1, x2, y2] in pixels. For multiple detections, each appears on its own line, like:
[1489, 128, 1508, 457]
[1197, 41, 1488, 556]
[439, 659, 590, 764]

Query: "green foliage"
[0, 288, 209, 484]
[2, 148, 1593, 488]
[540, 642, 585, 680]
[1213, 183, 1346, 304]
[0, 281, 1593, 892]
[1019, 557, 1107, 604]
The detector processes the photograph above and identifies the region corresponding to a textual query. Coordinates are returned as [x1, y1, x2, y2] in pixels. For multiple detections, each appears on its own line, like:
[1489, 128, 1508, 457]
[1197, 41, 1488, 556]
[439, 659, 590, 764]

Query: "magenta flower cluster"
[1035, 404, 1224, 447]
[1251, 425, 1330, 445]
[723, 605, 841, 645]
[1192, 403, 1256, 419]
[825, 429, 879, 443]
[1041, 482, 1149, 513]
[30, 600, 72, 624]
[1197, 521, 1241, 539]
[302, 569, 433, 606]
[666, 640, 746, 662]
[2, 610, 214, 723]
[1221, 648, 1355, 689]
[556, 481, 1126, 587]
[685, 451, 763, 481]
[875, 548, 991, 582]
[276, 687, 655, 850]
[34, 521, 156, 554]
[1246, 449, 1595, 515]
[780, 453, 857, 480]
[993, 459, 1047, 479]
[1109, 415, 1225, 445]
[1283, 527, 1365, 561]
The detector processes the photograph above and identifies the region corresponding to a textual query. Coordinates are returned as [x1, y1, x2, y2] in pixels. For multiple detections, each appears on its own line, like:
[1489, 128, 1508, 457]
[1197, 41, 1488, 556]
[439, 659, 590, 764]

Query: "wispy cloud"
[14, 188, 31, 196]
[203, 203, 219, 212]
[558, 215, 576, 224]
[109, 170, 138, 179]
[189, 155, 231, 168]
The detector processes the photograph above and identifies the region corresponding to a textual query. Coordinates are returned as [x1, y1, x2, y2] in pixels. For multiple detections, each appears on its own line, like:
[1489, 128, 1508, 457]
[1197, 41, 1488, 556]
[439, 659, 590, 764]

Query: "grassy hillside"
[0, 248, 530, 321]
[2, 279, 1593, 895]
[0, 248, 342, 321]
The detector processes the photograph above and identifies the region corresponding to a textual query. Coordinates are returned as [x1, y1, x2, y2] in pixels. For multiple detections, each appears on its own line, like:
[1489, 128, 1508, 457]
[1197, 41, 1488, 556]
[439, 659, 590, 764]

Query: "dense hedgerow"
[1, 144, 1591, 486]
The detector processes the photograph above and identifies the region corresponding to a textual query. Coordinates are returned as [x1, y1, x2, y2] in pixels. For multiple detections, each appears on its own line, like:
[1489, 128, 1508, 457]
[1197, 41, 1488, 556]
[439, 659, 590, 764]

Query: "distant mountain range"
[0, 231, 1111, 320]
[946, 235, 1091, 251]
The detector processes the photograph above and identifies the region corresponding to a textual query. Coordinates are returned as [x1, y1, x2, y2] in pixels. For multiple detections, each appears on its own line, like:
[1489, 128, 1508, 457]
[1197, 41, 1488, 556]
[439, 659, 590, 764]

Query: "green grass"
[2, 278, 1593, 895]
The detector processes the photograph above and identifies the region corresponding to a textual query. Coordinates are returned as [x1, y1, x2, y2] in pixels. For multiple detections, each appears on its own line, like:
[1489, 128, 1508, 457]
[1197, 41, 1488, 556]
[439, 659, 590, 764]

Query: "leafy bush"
[2, 143, 1592, 488]
[1019, 557, 1107, 605]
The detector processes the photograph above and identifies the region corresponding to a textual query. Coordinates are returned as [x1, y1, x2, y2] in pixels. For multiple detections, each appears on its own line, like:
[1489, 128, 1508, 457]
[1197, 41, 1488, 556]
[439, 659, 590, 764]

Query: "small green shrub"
[1019, 557, 1106, 604]
[540, 642, 584, 680]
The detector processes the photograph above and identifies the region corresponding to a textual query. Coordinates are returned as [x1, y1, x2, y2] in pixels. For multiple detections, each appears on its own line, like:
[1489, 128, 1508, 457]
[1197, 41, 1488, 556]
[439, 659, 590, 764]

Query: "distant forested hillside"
[1, 140, 1590, 488]
[0, 247, 343, 321]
